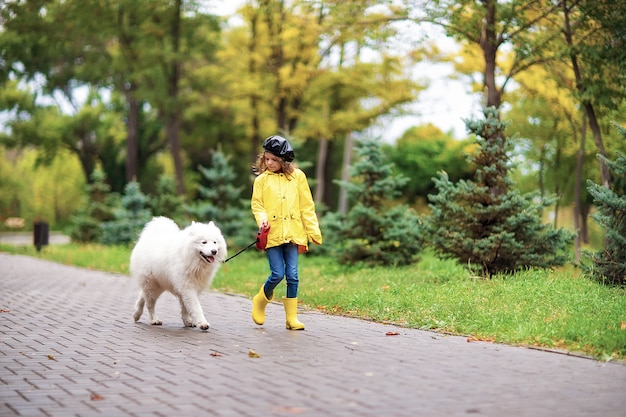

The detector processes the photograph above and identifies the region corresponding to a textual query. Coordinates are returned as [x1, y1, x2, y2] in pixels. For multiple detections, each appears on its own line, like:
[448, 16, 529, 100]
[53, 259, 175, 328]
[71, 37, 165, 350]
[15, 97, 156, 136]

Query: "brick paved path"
[1, 252, 625, 417]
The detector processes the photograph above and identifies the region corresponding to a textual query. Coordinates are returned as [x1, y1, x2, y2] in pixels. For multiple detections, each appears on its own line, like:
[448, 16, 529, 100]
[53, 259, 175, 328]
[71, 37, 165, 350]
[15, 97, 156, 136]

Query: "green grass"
[2, 243, 625, 362]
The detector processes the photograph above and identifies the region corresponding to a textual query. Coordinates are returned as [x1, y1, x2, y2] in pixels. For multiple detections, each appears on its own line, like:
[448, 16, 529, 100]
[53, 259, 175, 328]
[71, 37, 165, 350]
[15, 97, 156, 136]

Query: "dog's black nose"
[211, 249, 217, 255]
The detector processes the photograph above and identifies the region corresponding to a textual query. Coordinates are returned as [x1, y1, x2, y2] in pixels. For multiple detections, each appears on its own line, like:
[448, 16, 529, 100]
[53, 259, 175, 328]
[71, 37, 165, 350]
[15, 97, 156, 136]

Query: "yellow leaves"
[621, 321, 626, 330]
[47, 354, 57, 361]
[248, 349, 261, 358]
[467, 336, 495, 343]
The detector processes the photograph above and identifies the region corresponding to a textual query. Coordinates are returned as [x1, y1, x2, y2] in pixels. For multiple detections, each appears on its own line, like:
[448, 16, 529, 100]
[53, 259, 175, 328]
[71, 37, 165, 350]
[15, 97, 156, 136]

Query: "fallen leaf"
[467, 336, 495, 343]
[386, 331, 400, 336]
[90, 393, 104, 401]
[47, 354, 57, 361]
[210, 352, 223, 357]
[0, 309, 10, 313]
[621, 321, 626, 330]
[248, 349, 261, 358]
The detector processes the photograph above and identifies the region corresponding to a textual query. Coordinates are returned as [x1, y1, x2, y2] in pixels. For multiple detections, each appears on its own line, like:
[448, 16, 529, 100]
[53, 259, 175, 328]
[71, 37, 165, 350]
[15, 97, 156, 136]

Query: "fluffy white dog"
[130, 216, 227, 331]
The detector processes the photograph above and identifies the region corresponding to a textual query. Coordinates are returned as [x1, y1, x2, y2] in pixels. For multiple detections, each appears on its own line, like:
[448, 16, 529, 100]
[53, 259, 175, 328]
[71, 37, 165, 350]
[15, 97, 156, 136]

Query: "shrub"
[328, 137, 423, 266]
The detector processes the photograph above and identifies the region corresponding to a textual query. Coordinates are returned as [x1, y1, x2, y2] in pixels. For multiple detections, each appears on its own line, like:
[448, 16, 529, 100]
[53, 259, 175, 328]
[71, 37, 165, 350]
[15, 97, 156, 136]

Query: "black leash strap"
[223, 238, 259, 263]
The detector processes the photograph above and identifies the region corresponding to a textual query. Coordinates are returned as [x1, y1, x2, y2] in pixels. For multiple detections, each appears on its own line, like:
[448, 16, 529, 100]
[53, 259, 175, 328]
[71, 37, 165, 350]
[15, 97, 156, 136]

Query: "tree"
[426, 107, 575, 276]
[421, 0, 560, 109]
[184, 151, 252, 246]
[101, 181, 152, 245]
[324, 137, 423, 266]
[220, 0, 420, 208]
[69, 169, 118, 243]
[147, 175, 186, 224]
[388, 123, 473, 205]
[583, 121, 626, 286]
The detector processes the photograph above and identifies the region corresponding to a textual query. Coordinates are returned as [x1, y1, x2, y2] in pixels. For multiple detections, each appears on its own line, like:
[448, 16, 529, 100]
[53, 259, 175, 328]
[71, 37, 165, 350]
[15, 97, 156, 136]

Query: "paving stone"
[1, 252, 625, 417]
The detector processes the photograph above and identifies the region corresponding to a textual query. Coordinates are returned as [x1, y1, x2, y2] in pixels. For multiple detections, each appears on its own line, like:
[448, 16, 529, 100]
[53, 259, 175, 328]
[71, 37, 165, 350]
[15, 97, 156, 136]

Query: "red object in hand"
[256, 224, 270, 251]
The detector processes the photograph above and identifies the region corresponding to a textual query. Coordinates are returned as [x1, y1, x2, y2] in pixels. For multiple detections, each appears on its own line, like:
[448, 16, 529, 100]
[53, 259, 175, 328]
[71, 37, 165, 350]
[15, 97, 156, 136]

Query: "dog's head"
[187, 221, 228, 264]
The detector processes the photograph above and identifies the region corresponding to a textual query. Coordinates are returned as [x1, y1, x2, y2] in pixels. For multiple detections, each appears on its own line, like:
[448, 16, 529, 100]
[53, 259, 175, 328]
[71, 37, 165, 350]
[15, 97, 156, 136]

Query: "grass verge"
[1, 243, 625, 362]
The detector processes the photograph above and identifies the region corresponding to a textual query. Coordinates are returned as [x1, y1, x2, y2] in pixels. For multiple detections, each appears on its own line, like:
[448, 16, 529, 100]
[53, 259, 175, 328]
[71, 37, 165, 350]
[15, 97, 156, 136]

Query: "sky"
[206, 0, 482, 143]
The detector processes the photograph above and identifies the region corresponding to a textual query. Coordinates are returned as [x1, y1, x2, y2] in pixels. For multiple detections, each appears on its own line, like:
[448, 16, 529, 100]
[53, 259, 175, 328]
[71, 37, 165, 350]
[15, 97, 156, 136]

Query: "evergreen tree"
[327, 137, 423, 266]
[69, 169, 118, 243]
[583, 121, 626, 286]
[148, 175, 186, 224]
[426, 107, 574, 277]
[185, 151, 251, 246]
[101, 181, 152, 245]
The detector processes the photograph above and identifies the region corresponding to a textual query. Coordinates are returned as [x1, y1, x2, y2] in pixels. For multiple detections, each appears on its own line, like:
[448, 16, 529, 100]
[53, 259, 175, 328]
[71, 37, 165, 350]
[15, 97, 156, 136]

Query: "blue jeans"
[264, 243, 299, 298]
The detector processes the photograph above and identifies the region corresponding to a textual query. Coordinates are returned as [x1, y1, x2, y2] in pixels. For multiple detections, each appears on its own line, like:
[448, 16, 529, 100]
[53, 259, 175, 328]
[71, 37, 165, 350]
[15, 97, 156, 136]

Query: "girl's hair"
[254, 152, 297, 177]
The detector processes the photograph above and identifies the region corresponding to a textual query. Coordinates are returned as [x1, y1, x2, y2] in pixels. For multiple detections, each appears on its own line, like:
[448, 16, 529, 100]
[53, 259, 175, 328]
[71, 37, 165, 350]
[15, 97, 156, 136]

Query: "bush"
[101, 181, 152, 245]
[69, 169, 117, 243]
[328, 137, 423, 266]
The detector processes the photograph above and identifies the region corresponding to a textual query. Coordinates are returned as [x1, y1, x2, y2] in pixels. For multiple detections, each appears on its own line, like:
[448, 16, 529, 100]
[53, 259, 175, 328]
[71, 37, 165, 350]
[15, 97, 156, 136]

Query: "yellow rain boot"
[282, 297, 305, 330]
[252, 286, 272, 325]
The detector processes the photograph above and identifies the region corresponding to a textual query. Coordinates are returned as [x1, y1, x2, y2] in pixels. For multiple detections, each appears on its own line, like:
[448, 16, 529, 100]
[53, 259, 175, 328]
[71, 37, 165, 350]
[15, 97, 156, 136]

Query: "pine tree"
[69, 169, 118, 243]
[148, 175, 186, 223]
[328, 137, 423, 266]
[185, 151, 252, 246]
[583, 121, 626, 286]
[101, 181, 152, 245]
[426, 107, 575, 277]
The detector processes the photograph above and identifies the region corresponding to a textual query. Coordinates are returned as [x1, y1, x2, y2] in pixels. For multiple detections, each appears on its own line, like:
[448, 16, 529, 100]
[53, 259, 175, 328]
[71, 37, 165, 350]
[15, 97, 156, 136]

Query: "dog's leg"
[133, 291, 146, 322]
[144, 287, 164, 325]
[178, 296, 194, 327]
[180, 291, 209, 330]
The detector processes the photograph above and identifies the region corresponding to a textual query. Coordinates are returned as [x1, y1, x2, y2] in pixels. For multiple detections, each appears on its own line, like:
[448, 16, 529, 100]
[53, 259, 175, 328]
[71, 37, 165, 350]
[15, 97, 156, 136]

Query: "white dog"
[130, 216, 227, 330]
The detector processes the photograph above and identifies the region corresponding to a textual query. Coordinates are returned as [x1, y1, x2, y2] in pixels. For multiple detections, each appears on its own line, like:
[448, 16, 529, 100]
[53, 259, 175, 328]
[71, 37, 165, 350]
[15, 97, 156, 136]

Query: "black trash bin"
[34, 221, 49, 251]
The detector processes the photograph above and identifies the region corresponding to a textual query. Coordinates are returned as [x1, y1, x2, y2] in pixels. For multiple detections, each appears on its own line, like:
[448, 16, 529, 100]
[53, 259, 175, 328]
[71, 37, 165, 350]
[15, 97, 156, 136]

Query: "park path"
[1, 252, 625, 417]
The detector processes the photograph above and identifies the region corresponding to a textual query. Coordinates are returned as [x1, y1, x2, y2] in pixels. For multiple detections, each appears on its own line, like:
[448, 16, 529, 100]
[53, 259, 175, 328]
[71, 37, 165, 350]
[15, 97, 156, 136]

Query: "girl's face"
[264, 152, 283, 173]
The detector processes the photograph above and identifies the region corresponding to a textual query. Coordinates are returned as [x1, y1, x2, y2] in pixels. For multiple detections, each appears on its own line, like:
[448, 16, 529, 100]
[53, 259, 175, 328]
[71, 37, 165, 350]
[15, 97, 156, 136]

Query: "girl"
[250, 135, 322, 330]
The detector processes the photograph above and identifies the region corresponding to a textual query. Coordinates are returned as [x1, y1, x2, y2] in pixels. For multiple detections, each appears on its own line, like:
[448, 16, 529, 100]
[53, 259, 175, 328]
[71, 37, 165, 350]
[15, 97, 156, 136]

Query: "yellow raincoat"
[251, 168, 322, 251]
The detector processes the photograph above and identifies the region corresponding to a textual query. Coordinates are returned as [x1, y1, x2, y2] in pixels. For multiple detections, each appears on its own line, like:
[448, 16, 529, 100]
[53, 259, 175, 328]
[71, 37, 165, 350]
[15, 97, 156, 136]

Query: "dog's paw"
[183, 318, 194, 327]
[150, 319, 163, 325]
[198, 322, 210, 331]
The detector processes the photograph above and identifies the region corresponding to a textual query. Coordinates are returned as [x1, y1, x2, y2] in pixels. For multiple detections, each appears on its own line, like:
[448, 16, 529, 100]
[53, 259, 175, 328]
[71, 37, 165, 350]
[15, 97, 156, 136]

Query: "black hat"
[262, 135, 294, 162]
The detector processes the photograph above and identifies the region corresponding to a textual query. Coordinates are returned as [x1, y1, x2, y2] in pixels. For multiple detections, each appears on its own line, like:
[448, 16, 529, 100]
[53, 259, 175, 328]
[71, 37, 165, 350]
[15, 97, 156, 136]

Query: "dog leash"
[223, 239, 258, 263]
[223, 225, 270, 263]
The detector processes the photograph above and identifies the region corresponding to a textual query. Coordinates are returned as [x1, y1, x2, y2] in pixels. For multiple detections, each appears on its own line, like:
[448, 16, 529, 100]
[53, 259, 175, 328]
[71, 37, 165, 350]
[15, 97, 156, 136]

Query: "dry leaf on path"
[47, 354, 57, 361]
[90, 393, 104, 401]
[248, 349, 261, 358]
[386, 331, 400, 336]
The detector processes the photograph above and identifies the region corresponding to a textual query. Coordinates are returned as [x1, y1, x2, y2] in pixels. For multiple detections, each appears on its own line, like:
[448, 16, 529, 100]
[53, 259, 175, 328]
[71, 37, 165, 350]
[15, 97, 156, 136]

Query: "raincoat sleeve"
[251, 174, 268, 226]
[297, 171, 323, 245]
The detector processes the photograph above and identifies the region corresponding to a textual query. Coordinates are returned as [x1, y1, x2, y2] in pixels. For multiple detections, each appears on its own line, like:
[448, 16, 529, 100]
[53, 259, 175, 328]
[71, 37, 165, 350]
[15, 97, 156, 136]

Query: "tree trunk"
[562, 0, 610, 189]
[573, 112, 585, 262]
[248, 10, 261, 164]
[480, 0, 501, 109]
[315, 137, 328, 204]
[167, 0, 184, 194]
[338, 132, 353, 214]
[125, 93, 139, 182]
